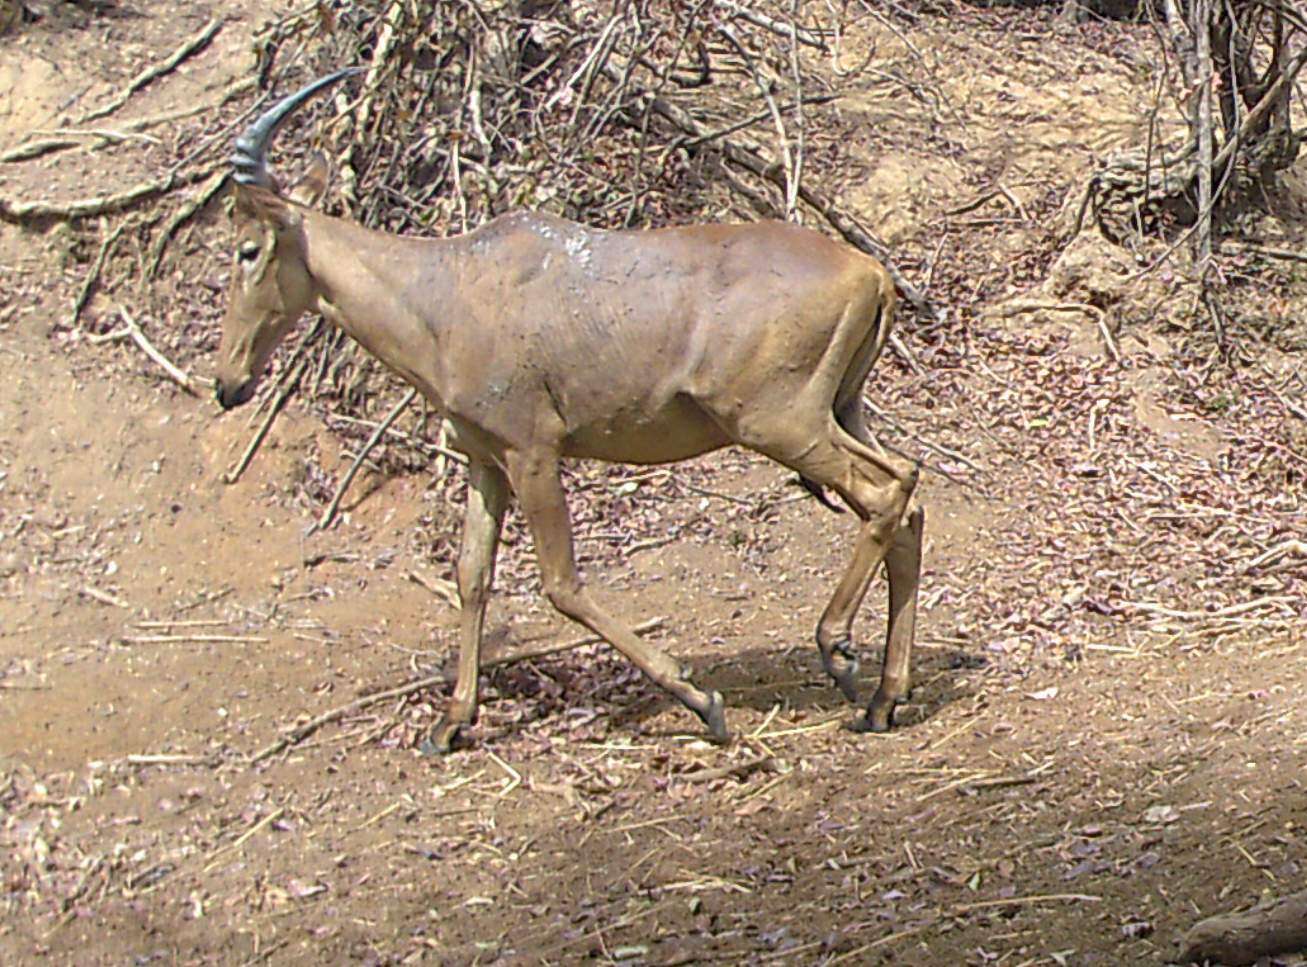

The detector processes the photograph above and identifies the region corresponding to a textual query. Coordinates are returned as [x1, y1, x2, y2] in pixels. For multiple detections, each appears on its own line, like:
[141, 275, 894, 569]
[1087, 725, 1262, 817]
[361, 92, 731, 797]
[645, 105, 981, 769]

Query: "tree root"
[0, 164, 222, 224]
[311, 387, 416, 534]
[79, 18, 224, 124]
[69, 223, 128, 329]
[147, 170, 229, 276]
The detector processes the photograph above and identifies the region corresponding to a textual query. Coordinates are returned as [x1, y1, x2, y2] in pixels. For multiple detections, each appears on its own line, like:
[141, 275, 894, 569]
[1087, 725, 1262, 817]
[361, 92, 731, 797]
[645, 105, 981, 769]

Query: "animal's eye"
[237, 243, 260, 263]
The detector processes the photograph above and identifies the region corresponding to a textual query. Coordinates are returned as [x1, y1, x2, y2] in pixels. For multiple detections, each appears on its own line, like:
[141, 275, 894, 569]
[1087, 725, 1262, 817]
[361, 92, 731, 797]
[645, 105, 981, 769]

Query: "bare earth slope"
[1, 3, 1304, 965]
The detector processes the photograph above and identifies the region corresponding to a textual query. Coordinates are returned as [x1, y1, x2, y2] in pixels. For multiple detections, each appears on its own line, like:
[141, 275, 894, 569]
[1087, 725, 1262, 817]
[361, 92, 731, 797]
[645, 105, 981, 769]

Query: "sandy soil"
[1, 2, 1304, 965]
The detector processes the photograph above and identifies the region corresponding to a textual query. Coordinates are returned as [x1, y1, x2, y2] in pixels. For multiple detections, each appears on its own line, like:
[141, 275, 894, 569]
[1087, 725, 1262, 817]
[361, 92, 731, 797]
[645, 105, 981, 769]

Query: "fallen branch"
[134, 619, 232, 629]
[470, 615, 667, 674]
[682, 754, 779, 784]
[312, 387, 416, 533]
[718, 25, 799, 220]
[1210, 41, 1307, 177]
[678, 95, 837, 153]
[79, 585, 130, 609]
[1223, 241, 1307, 265]
[862, 399, 984, 474]
[0, 85, 254, 163]
[124, 753, 217, 766]
[80, 18, 224, 124]
[120, 635, 267, 644]
[33, 127, 161, 147]
[0, 128, 158, 163]
[406, 569, 460, 608]
[117, 305, 201, 396]
[203, 805, 284, 871]
[603, 66, 942, 324]
[720, 0, 827, 49]
[953, 893, 1101, 914]
[1180, 889, 1307, 966]
[1122, 595, 1295, 621]
[250, 681, 425, 763]
[993, 300, 1118, 362]
[1242, 539, 1307, 573]
[326, 411, 470, 465]
[247, 319, 323, 421]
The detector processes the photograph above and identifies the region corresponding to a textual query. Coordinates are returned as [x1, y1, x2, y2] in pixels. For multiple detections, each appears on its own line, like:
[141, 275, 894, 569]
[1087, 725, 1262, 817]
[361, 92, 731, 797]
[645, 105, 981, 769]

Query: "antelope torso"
[433, 211, 875, 463]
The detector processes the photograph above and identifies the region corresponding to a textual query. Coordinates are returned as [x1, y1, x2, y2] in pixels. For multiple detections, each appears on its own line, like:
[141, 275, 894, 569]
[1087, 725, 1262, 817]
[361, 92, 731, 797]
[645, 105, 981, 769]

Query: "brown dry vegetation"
[1, 1, 1305, 965]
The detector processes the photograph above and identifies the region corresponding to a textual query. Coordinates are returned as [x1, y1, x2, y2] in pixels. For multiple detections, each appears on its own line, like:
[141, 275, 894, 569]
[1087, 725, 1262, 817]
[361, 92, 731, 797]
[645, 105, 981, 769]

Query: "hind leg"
[824, 398, 926, 728]
[751, 415, 919, 719]
[811, 462, 917, 712]
[849, 499, 923, 732]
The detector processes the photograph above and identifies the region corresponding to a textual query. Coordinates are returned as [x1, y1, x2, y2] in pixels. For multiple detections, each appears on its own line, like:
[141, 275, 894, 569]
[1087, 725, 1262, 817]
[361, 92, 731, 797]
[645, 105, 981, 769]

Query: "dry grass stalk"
[119, 635, 268, 644]
[202, 806, 285, 872]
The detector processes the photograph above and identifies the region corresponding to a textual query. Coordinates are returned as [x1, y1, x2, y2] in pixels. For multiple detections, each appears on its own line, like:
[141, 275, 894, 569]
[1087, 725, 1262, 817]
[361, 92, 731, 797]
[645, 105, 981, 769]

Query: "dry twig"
[223, 356, 310, 485]
[117, 305, 201, 396]
[312, 387, 416, 533]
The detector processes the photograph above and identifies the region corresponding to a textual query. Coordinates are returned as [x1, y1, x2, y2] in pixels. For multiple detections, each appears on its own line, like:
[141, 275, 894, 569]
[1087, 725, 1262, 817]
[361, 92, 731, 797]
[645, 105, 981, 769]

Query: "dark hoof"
[420, 720, 467, 756]
[694, 690, 730, 744]
[856, 692, 901, 734]
[844, 713, 890, 734]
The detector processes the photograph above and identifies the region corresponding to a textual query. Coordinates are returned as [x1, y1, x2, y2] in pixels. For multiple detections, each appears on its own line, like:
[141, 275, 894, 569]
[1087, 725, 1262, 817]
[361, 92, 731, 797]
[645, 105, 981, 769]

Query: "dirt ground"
[2, 2, 1305, 965]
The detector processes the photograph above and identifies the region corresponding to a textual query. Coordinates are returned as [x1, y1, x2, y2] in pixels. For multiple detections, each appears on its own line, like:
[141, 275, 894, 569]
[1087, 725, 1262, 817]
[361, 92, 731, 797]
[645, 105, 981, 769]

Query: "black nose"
[215, 381, 235, 410]
[215, 380, 253, 410]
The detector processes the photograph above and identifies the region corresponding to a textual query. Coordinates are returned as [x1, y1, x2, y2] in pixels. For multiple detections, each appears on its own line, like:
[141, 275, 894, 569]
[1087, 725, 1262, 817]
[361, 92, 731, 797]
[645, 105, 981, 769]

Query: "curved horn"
[232, 67, 362, 188]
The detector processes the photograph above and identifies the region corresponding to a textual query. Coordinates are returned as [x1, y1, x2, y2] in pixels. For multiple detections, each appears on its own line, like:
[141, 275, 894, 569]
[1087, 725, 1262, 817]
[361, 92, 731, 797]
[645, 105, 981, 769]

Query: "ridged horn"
[231, 67, 362, 188]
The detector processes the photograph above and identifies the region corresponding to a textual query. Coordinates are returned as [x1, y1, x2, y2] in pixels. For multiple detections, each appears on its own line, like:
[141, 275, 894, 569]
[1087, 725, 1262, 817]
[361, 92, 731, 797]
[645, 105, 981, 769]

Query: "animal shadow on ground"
[469, 638, 984, 744]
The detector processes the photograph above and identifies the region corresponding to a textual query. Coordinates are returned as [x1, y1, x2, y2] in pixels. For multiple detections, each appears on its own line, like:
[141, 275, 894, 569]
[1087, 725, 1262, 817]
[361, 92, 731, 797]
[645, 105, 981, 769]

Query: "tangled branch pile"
[255, 0, 940, 414]
[1081, 0, 1306, 256]
[304, 0, 872, 231]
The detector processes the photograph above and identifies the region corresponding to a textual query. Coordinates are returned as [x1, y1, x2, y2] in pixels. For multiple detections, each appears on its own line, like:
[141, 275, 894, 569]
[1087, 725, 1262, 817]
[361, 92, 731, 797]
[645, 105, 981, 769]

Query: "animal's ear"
[287, 153, 331, 208]
[231, 182, 296, 230]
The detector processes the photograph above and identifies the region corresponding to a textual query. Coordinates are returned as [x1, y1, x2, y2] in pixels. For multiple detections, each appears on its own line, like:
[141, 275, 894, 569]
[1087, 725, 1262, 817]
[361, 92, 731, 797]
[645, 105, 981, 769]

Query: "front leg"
[506, 446, 729, 743]
[422, 459, 509, 755]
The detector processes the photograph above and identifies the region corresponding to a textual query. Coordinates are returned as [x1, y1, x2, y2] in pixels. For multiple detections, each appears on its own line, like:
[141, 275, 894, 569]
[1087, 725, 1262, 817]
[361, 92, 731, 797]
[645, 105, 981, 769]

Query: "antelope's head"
[214, 68, 359, 410]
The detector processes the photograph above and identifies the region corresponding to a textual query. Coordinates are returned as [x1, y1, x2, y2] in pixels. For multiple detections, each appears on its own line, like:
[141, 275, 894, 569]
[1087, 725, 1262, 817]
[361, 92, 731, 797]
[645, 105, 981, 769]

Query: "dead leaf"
[1141, 805, 1179, 825]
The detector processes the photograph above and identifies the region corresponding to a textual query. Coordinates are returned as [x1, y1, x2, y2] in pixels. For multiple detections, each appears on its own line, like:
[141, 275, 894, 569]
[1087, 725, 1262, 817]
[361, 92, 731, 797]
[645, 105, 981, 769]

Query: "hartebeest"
[213, 70, 924, 752]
